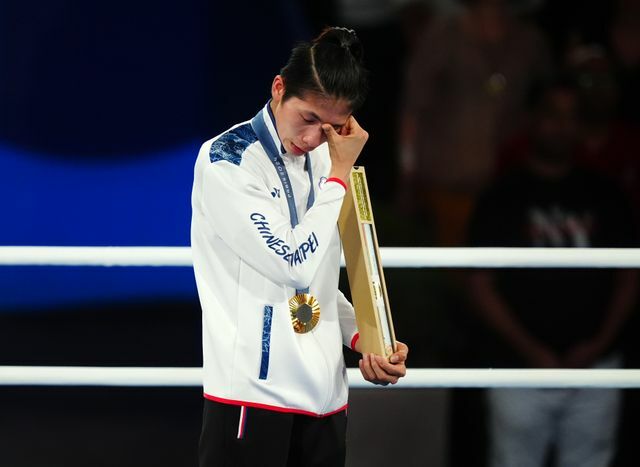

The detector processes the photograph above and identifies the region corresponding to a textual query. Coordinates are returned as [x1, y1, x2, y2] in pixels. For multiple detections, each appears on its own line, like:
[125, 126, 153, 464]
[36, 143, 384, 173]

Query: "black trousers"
[199, 399, 347, 467]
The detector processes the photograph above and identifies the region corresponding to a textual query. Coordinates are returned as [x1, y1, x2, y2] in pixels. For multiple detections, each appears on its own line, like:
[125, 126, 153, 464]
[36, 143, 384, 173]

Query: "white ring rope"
[1, 246, 639, 389]
[1, 246, 640, 268]
[0, 246, 191, 267]
[1, 367, 639, 388]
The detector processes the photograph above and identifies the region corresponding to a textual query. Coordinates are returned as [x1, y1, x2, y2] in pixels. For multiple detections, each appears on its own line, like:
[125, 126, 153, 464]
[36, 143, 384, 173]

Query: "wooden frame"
[337, 166, 397, 358]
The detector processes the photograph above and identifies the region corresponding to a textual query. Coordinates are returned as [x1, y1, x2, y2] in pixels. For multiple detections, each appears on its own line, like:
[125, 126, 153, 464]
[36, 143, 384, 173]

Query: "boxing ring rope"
[2, 246, 640, 268]
[1, 246, 640, 388]
[1, 366, 640, 389]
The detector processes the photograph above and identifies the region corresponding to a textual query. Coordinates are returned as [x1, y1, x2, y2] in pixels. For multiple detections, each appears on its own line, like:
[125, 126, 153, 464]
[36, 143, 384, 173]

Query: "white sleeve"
[200, 155, 346, 291]
[337, 289, 359, 350]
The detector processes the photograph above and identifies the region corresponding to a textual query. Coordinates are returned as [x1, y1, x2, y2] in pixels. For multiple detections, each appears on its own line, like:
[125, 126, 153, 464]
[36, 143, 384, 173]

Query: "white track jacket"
[191, 103, 359, 417]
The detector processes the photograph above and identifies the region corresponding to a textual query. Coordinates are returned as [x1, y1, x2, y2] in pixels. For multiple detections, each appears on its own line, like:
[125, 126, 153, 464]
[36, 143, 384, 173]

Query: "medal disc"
[289, 293, 320, 333]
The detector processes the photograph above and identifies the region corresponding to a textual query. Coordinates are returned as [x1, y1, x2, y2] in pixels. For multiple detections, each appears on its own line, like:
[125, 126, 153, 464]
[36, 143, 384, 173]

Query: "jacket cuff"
[326, 177, 347, 191]
[350, 332, 360, 351]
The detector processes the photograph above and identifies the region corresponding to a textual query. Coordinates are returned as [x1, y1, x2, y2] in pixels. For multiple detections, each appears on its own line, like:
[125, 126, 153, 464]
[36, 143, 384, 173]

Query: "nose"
[301, 125, 324, 150]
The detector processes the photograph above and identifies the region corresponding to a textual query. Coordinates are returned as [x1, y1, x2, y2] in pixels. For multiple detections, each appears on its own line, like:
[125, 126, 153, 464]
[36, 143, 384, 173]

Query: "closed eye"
[301, 114, 315, 124]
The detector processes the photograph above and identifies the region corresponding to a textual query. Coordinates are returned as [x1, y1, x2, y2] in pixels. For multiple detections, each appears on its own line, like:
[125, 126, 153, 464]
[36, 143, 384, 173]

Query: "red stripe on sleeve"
[350, 333, 360, 351]
[326, 177, 347, 191]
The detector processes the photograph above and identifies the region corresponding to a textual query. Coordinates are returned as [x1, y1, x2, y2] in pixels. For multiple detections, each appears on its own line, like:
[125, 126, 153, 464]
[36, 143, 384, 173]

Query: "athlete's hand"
[358, 341, 408, 386]
[323, 116, 368, 184]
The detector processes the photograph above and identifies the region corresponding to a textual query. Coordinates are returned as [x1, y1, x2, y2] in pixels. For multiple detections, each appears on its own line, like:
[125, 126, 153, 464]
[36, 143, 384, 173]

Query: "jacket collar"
[263, 100, 286, 156]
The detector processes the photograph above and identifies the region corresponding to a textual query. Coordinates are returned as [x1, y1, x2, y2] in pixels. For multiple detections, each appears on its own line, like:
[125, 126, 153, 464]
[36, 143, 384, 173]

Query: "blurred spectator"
[498, 43, 640, 224]
[332, 0, 410, 203]
[568, 44, 640, 227]
[610, 0, 640, 124]
[534, 0, 616, 67]
[399, 0, 551, 246]
[468, 78, 638, 467]
[399, 0, 442, 52]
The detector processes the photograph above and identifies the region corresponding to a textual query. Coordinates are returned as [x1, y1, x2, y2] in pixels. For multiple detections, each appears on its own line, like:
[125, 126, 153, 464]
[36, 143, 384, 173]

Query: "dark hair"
[280, 27, 369, 110]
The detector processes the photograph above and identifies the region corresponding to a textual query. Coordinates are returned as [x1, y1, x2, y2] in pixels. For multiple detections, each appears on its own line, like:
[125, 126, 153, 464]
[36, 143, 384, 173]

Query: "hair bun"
[313, 26, 364, 63]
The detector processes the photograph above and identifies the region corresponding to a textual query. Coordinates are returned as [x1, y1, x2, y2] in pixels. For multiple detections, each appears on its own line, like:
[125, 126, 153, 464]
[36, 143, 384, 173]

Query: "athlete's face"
[270, 75, 352, 156]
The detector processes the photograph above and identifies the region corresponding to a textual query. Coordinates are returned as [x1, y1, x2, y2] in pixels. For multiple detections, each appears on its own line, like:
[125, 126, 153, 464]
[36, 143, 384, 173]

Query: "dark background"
[2, 0, 640, 466]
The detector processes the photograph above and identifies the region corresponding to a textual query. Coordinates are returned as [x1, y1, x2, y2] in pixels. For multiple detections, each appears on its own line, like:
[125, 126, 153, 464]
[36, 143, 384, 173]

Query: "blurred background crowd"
[2, 0, 640, 465]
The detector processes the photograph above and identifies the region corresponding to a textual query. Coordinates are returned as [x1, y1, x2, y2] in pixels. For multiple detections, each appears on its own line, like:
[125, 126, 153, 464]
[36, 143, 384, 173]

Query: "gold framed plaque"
[337, 166, 397, 358]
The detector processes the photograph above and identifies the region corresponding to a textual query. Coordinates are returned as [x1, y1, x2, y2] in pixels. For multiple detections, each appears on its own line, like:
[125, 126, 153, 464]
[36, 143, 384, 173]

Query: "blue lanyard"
[251, 105, 315, 293]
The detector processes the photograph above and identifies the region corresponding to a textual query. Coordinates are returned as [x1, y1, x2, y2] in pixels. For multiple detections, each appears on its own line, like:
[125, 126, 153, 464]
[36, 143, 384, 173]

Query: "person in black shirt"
[468, 78, 638, 467]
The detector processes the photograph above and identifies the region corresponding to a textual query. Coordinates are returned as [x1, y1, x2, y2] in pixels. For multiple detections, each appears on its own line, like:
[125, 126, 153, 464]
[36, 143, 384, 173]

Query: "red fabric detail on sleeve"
[326, 177, 347, 191]
[350, 333, 360, 351]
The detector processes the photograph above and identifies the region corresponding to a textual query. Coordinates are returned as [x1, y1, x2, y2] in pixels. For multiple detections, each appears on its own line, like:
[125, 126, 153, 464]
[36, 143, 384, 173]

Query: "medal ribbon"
[251, 104, 315, 295]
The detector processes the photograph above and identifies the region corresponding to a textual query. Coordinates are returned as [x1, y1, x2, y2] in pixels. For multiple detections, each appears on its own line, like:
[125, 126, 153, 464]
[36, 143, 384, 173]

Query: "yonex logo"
[271, 187, 281, 198]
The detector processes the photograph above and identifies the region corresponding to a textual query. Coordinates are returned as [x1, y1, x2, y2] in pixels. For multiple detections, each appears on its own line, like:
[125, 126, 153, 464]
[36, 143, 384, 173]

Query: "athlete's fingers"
[360, 354, 389, 385]
[389, 341, 409, 364]
[342, 115, 355, 135]
[359, 355, 375, 381]
[346, 115, 363, 135]
[374, 354, 406, 379]
[322, 123, 339, 142]
[370, 354, 400, 384]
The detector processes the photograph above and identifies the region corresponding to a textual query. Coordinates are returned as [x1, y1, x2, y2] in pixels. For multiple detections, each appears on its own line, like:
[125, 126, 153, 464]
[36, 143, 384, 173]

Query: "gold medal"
[289, 293, 320, 333]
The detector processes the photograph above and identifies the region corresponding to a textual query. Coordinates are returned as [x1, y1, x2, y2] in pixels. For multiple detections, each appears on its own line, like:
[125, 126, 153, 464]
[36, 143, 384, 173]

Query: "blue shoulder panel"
[209, 123, 258, 166]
